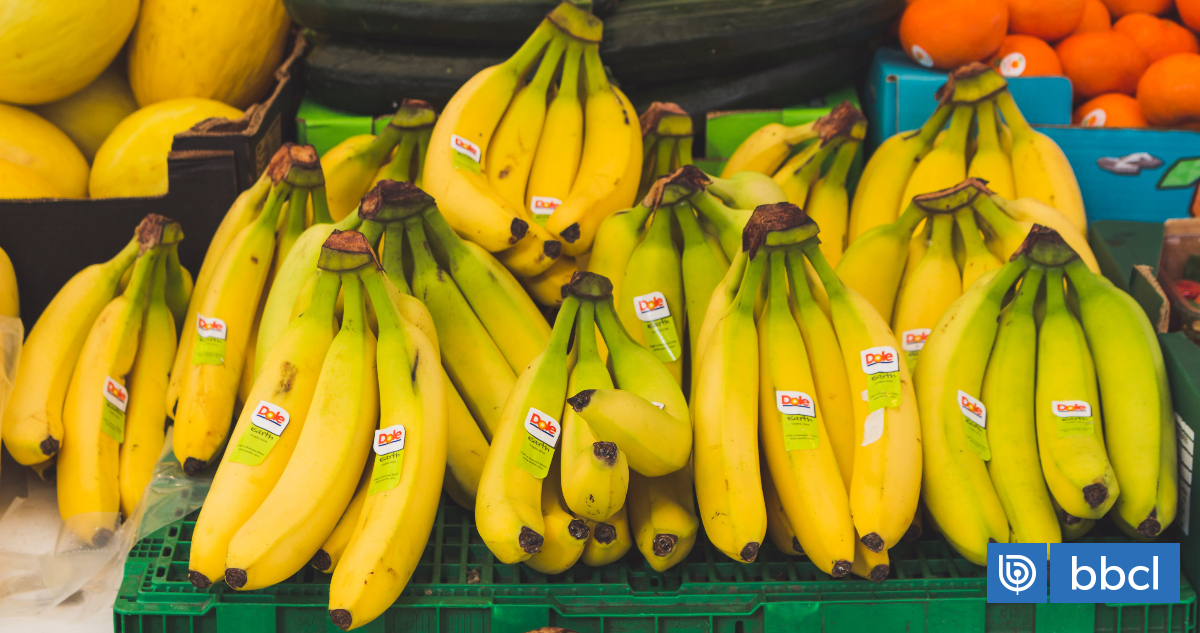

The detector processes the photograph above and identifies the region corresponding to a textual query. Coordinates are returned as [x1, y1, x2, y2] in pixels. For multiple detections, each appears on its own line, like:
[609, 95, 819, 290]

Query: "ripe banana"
[119, 242, 178, 517]
[720, 120, 818, 177]
[956, 209, 1002, 292]
[526, 42, 585, 221]
[493, 220, 562, 279]
[981, 267, 1061, 546]
[163, 243, 192, 330]
[224, 241, 378, 591]
[995, 91, 1086, 232]
[966, 99, 1015, 200]
[762, 464, 803, 556]
[475, 296, 579, 564]
[835, 203, 925, 322]
[706, 171, 787, 210]
[567, 388, 689, 477]
[525, 455, 590, 575]
[328, 261, 447, 631]
[806, 128, 863, 268]
[4, 235, 138, 465]
[312, 464, 371, 574]
[616, 208, 684, 383]
[443, 370, 490, 509]
[580, 503, 632, 566]
[520, 254, 577, 307]
[891, 213, 961, 371]
[898, 105, 972, 218]
[851, 536, 890, 582]
[627, 468, 698, 572]
[759, 249, 854, 577]
[587, 203, 652, 309]
[676, 202, 729, 369]
[187, 267, 341, 588]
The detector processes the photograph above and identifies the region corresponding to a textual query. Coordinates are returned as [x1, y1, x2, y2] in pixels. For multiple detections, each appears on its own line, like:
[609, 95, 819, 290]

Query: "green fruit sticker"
[529, 196, 561, 226]
[958, 390, 991, 461]
[900, 329, 930, 373]
[1052, 400, 1095, 438]
[100, 376, 128, 443]
[229, 401, 291, 466]
[776, 390, 818, 450]
[192, 314, 227, 365]
[633, 292, 682, 362]
[450, 134, 482, 174]
[517, 407, 560, 479]
[369, 424, 407, 495]
[860, 346, 901, 411]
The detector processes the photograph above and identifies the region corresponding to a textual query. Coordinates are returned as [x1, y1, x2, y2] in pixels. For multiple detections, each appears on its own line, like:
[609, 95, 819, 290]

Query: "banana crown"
[547, 1, 603, 42]
[912, 179, 985, 215]
[567, 271, 613, 301]
[359, 180, 435, 223]
[319, 230, 378, 272]
[814, 101, 867, 147]
[640, 102, 692, 138]
[386, 99, 437, 130]
[135, 214, 180, 253]
[743, 202, 816, 255]
[645, 165, 709, 208]
[270, 143, 324, 189]
[1015, 225, 1080, 267]
[937, 62, 1009, 106]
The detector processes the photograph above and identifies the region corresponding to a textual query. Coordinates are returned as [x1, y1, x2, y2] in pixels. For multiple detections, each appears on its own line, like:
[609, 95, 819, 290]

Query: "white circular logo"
[999, 52, 1027, 77]
[999, 554, 1038, 594]
[1080, 108, 1107, 127]
[910, 44, 935, 68]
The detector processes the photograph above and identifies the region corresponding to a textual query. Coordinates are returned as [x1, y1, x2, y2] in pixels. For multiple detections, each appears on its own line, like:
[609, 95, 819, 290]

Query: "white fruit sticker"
[910, 44, 934, 68]
[193, 314, 228, 365]
[100, 376, 128, 443]
[998, 52, 1027, 77]
[518, 408, 560, 479]
[530, 196, 562, 217]
[958, 390, 990, 461]
[651, 401, 665, 410]
[450, 134, 481, 162]
[1080, 108, 1107, 127]
[777, 391, 819, 450]
[901, 329, 931, 352]
[369, 425, 407, 495]
[1052, 400, 1095, 438]
[862, 408, 885, 446]
[229, 401, 292, 466]
[860, 346, 901, 411]
[633, 292, 682, 362]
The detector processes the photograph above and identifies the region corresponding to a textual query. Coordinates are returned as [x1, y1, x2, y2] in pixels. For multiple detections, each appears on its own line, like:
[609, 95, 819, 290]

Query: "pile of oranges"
[899, 0, 1200, 129]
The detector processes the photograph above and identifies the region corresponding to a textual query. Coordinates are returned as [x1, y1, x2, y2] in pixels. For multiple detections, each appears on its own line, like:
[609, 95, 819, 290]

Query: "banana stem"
[340, 273, 366, 331]
[691, 191, 741, 236]
[581, 44, 607, 98]
[673, 202, 706, 249]
[654, 139, 678, 182]
[733, 251, 767, 316]
[255, 182, 295, 234]
[283, 187, 308, 238]
[971, 195, 1025, 245]
[942, 106, 975, 157]
[359, 219, 385, 250]
[893, 203, 928, 237]
[310, 186, 333, 225]
[1013, 267, 1044, 311]
[1044, 266, 1067, 312]
[546, 295, 582, 357]
[785, 248, 818, 305]
[767, 249, 789, 315]
[377, 134, 417, 184]
[912, 101, 955, 147]
[676, 137, 694, 168]
[413, 128, 433, 189]
[575, 300, 600, 358]
[360, 267, 407, 342]
[403, 217, 439, 284]
[994, 91, 1033, 136]
[800, 240, 843, 298]
[381, 222, 412, 295]
[594, 295, 637, 350]
[507, 21, 559, 79]
[823, 139, 859, 189]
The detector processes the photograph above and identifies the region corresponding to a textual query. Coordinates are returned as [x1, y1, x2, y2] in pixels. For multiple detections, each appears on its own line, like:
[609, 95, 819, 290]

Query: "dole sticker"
[100, 376, 128, 443]
[901, 329, 931, 352]
[518, 408, 560, 479]
[1053, 401, 1093, 418]
[861, 346, 899, 374]
[776, 391, 816, 417]
[1052, 400, 1095, 438]
[229, 401, 293, 466]
[530, 196, 562, 217]
[861, 346, 901, 411]
[959, 390, 991, 461]
[196, 315, 227, 340]
[959, 391, 987, 427]
[193, 314, 228, 365]
[634, 292, 671, 321]
[369, 425, 407, 494]
[652, 401, 665, 410]
[633, 291, 682, 362]
[450, 134, 481, 163]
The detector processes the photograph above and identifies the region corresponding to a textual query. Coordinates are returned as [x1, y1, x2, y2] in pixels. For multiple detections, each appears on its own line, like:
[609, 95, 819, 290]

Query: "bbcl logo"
[988, 542, 1181, 604]
[988, 543, 1047, 603]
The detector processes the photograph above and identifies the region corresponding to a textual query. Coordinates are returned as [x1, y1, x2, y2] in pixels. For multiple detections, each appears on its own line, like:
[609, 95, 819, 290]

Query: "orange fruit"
[1006, 0, 1086, 41]
[990, 35, 1065, 76]
[1072, 0, 1112, 34]
[1056, 30, 1150, 98]
[1180, 0, 1200, 32]
[1113, 12, 1200, 63]
[1099, 0, 1172, 17]
[1137, 53, 1200, 127]
[1073, 93, 1149, 126]
[899, 0, 1009, 69]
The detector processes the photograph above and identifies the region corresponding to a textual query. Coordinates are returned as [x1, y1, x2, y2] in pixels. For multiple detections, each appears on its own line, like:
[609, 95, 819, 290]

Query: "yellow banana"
[494, 213, 562, 279]
[443, 370, 490, 509]
[567, 388, 689, 477]
[525, 455, 591, 575]
[163, 243, 192, 330]
[967, 185, 1099, 271]
[720, 121, 818, 177]
[525, 42, 585, 221]
[616, 208, 685, 384]
[580, 503, 632, 566]
[851, 536, 890, 582]
[312, 463, 371, 574]
[995, 91, 1086, 232]
[956, 208, 1002, 292]
[806, 131, 863, 267]
[627, 468, 698, 572]
[586, 203, 652, 309]
[835, 203, 925, 322]
[899, 105, 973, 217]
[1055, 499, 1096, 541]
[891, 213, 961, 371]
[520, 254, 577, 307]
[762, 464, 803, 556]
[706, 171, 787, 210]
[966, 99, 1015, 199]
[676, 202, 729, 369]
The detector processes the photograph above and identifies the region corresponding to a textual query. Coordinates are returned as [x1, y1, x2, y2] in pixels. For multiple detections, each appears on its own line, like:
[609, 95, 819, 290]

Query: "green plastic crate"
[113, 489, 1196, 633]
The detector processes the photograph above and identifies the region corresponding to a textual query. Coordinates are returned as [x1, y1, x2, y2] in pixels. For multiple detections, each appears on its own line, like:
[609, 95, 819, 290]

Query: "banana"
[996, 195, 1088, 239]
[720, 120, 818, 177]
[474, 296, 579, 564]
[587, 203, 652, 308]
[369, 99, 437, 190]
[762, 464, 803, 556]
[59, 218, 168, 545]
[967, 184, 1099, 271]
[423, 18, 565, 252]
[891, 213, 961, 371]
[847, 103, 951, 242]
[616, 208, 684, 383]
[956, 208, 1002, 292]
[691, 238, 766, 563]
[835, 203, 925, 322]
[405, 217, 515, 440]
[328, 259, 447, 630]
[546, 45, 640, 258]
[912, 256, 1025, 565]
[851, 536, 890, 582]
[1066, 258, 1172, 535]
[627, 468, 698, 572]
[493, 218, 562, 279]
[806, 130, 862, 267]
[567, 389, 689, 477]
[580, 503, 632, 566]
[322, 104, 435, 221]
[443, 371, 490, 509]
[637, 103, 693, 200]
[526, 41, 585, 220]
[525, 455, 591, 575]
[520, 254, 577, 307]
[676, 202, 730, 369]
[759, 249, 854, 577]
[4, 235, 138, 465]
[1036, 264, 1119, 520]
[312, 463, 371, 574]
[420, 204, 551, 372]
[899, 105, 973, 218]
[1055, 499, 1096, 541]
[966, 99, 1015, 200]
[690, 189, 752, 261]
[995, 91, 1086, 232]
[706, 171, 787, 210]
[119, 239, 178, 517]
[224, 237, 379, 591]
[186, 267, 341, 588]
[559, 298, 628, 522]
[805, 240, 922, 555]
[787, 254, 855, 487]
[774, 139, 832, 209]
[981, 267, 1061, 546]
[164, 243, 192, 330]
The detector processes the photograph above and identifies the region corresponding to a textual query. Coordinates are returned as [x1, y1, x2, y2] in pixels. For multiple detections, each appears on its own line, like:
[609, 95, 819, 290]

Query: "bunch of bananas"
[835, 179, 1100, 372]
[691, 201, 921, 580]
[718, 102, 866, 266]
[2, 214, 190, 544]
[475, 271, 696, 574]
[422, 2, 641, 302]
[186, 231, 447, 632]
[915, 226, 1178, 565]
[848, 62, 1086, 246]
